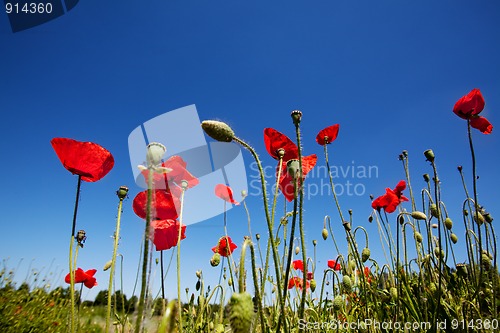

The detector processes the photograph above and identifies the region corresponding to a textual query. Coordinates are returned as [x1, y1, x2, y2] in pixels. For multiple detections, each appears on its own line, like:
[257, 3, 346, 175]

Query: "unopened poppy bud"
[450, 233, 458, 244]
[228, 278, 233, 287]
[431, 223, 438, 229]
[241, 190, 247, 198]
[229, 292, 254, 333]
[155, 258, 159, 265]
[286, 159, 300, 179]
[361, 248, 371, 263]
[195, 270, 201, 278]
[291, 109, 302, 125]
[411, 211, 427, 220]
[342, 221, 351, 231]
[295, 246, 300, 255]
[481, 253, 491, 270]
[322, 228, 328, 240]
[456, 263, 468, 277]
[473, 211, 485, 225]
[424, 149, 435, 162]
[116, 186, 129, 200]
[457, 165, 463, 172]
[389, 287, 398, 300]
[430, 204, 439, 218]
[255, 233, 260, 240]
[414, 232, 423, 243]
[333, 295, 343, 311]
[103, 260, 112, 271]
[342, 276, 352, 291]
[423, 174, 430, 182]
[434, 247, 444, 259]
[463, 209, 468, 216]
[368, 215, 373, 223]
[444, 217, 453, 230]
[201, 120, 235, 143]
[146, 142, 166, 167]
[76, 230, 87, 248]
[196, 280, 201, 291]
[210, 253, 221, 267]
[312, 239, 317, 246]
[484, 213, 493, 223]
[309, 279, 317, 292]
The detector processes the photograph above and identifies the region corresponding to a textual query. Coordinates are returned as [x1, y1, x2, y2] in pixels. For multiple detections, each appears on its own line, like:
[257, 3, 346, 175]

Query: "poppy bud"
[368, 215, 373, 223]
[295, 246, 300, 255]
[414, 232, 423, 243]
[434, 247, 444, 259]
[424, 149, 435, 162]
[309, 279, 317, 292]
[411, 211, 427, 221]
[290, 109, 302, 125]
[333, 295, 343, 311]
[342, 221, 351, 231]
[76, 230, 86, 248]
[450, 233, 458, 244]
[201, 120, 235, 143]
[155, 258, 159, 265]
[389, 287, 398, 300]
[116, 185, 129, 200]
[103, 260, 112, 271]
[322, 228, 328, 240]
[444, 217, 453, 230]
[196, 280, 201, 291]
[312, 239, 317, 246]
[423, 174, 430, 183]
[456, 263, 468, 277]
[229, 292, 254, 333]
[146, 142, 166, 167]
[483, 212, 493, 223]
[430, 204, 439, 218]
[481, 253, 491, 270]
[255, 233, 260, 241]
[228, 278, 233, 287]
[286, 159, 300, 179]
[342, 275, 352, 291]
[210, 253, 221, 267]
[402, 150, 408, 157]
[196, 270, 202, 279]
[457, 165, 463, 172]
[473, 211, 485, 225]
[361, 248, 371, 263]
[431, 223, 438, 229]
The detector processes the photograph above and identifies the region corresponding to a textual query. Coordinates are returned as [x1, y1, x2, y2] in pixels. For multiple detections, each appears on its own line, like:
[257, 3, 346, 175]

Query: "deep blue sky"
[1, 1, 499, 301]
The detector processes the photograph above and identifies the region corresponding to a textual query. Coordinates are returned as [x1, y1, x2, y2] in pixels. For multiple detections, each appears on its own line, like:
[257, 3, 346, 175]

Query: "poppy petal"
[315, 124, 340, 145]
[151, 219, 186, 251]
[215, 184, 239, 205]
[51, 138, 114, 182]
[263, 128, 298, 161]
[470, 116, 493, 134]
[212, 236, 237, 257]
[292, 260, 304, 272]
[453, 88, 485, 119]
[133, 190, 180, 220]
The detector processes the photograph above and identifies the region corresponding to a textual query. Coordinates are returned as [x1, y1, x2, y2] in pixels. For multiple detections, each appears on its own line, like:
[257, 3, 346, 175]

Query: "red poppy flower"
[327, 260, 341, 271]
[371, 180, 409, 214]
[263, 128, 299, 161]
[306, 272, 314, 280]
[278, 154, 318, 202]
[316, 124, 340, 146]
[51, 138, 114, 182]
[150, 219, 186, 251]
[292, 260, 304, 272]
[133, 190, 180, 220]
[287, 276, 310, 290]
[453, 88, 493, 134]
[357, 266, 372, 284]
[64, 268, 98, 289]
[141, 155, 199, 190]
[215, 184, 239, 205]
[212, 236, 237, 257]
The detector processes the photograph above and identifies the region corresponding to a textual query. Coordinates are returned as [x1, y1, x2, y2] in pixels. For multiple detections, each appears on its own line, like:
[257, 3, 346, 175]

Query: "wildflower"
[132, 190, 179, 220]
[215, 184, 239, 205]
[307, 272, 314, 280]
[263, 128, 298, 161]
[453, 88, 493, 134]
[51, 138, 114, 182]
[315, 124, 340, 145]
[278, 154, 317, 202]
[64, 268, 98, 289]
[140, 155, 199, 191]
[292, 260, 305, 272]
[322, 228, 328, 240]
[212, 236, 237, 257]
[357, 266, 372, 284]
[150, 219, 186, 251]
[287, 276, 310, 290]
[361, 248, 371, 263]
[327, 259, 341, 271]
[371, 180, 409, 213]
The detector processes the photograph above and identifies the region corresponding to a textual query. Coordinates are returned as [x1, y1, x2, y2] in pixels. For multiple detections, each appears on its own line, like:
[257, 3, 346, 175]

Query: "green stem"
[69, 175, 81, 333]
[177, 186, 186, 333]
[324, 144, 344, 222]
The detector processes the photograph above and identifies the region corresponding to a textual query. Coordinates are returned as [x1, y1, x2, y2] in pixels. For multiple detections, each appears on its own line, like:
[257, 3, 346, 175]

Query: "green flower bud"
[473, 211, 485, 225]
[361, 248, 371, 263]
[434, 247, 444, 259]
[342, 275, 352, 291]
[229, 292, 254, 333]
[414, 232, 423, 243]
[389, 287, 398, 300]
[429, 204, 439, 218]
[201, 120, 235, 143]
[312, 239, 317, 246]
[310, 279, 317, 292]
[196, 280, 201, 291]
[450, 233, 458, 244]
[456, 263, 468, 277]
[423, 173, 430, 182]
[424, 149, 435, 162]
[103, 260, 112, 271]
[444, 217, 453, 230]
[333, 295, 343, 311]
[322, 228, 328, 240]
[484, 213, 494, 223]
[210, 253, 221, 267]
[295, 246, 300, 255]
[481, 253, 491, 270]
[411, 211, 427, 220]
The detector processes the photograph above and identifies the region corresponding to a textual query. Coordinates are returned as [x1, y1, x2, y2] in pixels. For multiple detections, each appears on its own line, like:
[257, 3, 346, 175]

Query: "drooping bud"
[229, 292, 254, 333]
[423, 174, 430, 183]
[210, 253, 221, 267]
[456, 263, 468, 277]
[103, 260, 112, 271]
[201, 120, 235, 143]
[429, 204, 439, 218]
[361, 248, 371, 263]
[322, 228, 328, 240]
[332, 295, 343, 311]
[414, 232, 423, 243]
[312, 239, 317, 246]
[342, 275, 352, 291]
[411, 211, 427, 221]
[196, 270, 202, 279]
[295, 246, 300, 255]
[389, 287, 398, 300]
[342, 221, 351, 232]
[291, 109, 302, 125]
[255, 233, 260, 241]
[146, 142, 166, 167]
[434, 247, 444, 259]
[76, 230, 87, 248]
[473, 211, 485, 225]
[368, 215, 373, 223]
[481, 253, 491, 270]
[310, 279, 317, 292]
[444, 217, 453, 230]
[450, 233, 458, 244]
[424, 149, 435, 162]
[116, 185, 129, 200]
[484, 213, 494, 223]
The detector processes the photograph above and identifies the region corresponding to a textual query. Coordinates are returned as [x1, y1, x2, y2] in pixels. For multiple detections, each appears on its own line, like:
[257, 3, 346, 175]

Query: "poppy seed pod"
[444, 217, 453, 230]
[201, 120, 235, 143]
[450, 233, 458, 244]
[333, 295, 343, 311]
[342, 221, 351, 231]
[456, 263, 468, 277]
[286, 159, 300, 179]
[291, 109, 302, 125]
[210, 253, 221, 267]
[411, 211, 427, 221]
[116, 185, 129, 200]
[146, 142, 166, 167]
[361, 248, 371, 263]
[423, 174, 430, 183]
[312, 239, 317, 246]
[322, 228, 328, 240]
[424, 149, 435, 162]
[229, 292, 254, 333]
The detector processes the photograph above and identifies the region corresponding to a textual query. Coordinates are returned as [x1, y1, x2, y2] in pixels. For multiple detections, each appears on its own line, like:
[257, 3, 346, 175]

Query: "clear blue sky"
[1, 1, 499, 302]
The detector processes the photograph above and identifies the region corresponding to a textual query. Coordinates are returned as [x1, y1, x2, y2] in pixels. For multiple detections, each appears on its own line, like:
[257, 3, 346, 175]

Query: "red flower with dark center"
[287, 276, 310, 290]
[371, 180, 409, 214]
[64, 268, 98, 289]
[212, 236, 238, 257]
[215, 184, 239, 205]
[150, 219, 186, 251]
[263, 128, 299, 161]
[292, 260, 304, 272]
[133, 190, 180, 220]
[316, 124, 340, 145]
[278, 154, 317, 202]
[327, 259, 341, 271]
[306, 272, 314, 280]
[141, 155, 199, 190]
[453, 88, 493, 134]
[51, 138, 114, 182]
